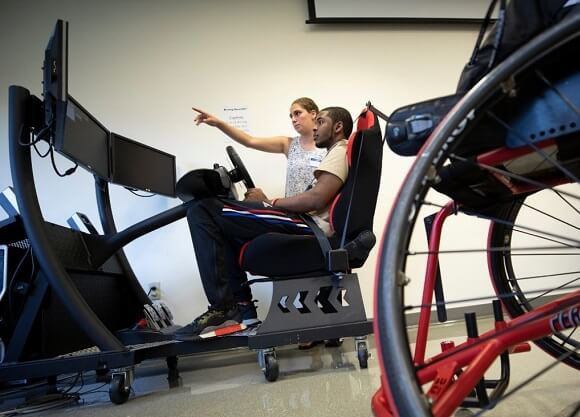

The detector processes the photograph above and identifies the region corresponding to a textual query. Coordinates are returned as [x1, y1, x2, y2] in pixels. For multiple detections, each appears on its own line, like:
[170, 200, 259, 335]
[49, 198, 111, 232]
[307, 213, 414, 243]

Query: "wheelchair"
[373, 10, 580, 417]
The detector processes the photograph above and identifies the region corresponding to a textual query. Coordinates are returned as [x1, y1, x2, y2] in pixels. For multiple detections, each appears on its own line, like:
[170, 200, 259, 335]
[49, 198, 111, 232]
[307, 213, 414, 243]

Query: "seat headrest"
[356, 109, 376, 131]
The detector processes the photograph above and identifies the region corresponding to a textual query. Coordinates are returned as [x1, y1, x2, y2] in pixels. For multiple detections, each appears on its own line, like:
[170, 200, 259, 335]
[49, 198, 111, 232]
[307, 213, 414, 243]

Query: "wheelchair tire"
[375, 13, 580, 417]
[488, 197, 580, 369]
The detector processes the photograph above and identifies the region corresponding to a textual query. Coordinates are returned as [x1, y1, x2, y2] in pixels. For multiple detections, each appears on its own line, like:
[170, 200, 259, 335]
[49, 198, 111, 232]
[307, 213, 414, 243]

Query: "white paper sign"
[222, 105, 250, 132]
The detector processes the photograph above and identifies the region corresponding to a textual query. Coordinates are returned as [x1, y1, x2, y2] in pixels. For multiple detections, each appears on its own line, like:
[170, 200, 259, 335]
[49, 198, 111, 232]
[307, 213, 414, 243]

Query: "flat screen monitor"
[54, 96, 110, 179]
[42, 19, 110, 180]
[43, 19, 68, 126]
[110, 133, 176, 197]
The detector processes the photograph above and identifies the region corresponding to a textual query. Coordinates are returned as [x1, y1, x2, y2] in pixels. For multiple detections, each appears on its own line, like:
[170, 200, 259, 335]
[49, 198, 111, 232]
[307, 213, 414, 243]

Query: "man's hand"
[244, 187, 269, 202]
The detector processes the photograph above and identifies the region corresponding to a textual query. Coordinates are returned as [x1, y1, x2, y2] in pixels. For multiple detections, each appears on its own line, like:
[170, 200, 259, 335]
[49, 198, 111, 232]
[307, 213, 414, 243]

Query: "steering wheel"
[226, 146, 255, 189]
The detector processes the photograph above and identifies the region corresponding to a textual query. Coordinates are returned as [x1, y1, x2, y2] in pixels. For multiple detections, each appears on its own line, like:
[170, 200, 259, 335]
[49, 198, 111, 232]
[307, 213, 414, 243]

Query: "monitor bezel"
[43, 19, 68, 127]
[53, 95, 111, 180]
[110, 132, 177, 197]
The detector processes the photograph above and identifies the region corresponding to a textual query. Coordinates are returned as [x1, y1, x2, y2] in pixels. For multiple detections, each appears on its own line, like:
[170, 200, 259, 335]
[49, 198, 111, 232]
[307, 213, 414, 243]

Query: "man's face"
[313, 111, 335, 149]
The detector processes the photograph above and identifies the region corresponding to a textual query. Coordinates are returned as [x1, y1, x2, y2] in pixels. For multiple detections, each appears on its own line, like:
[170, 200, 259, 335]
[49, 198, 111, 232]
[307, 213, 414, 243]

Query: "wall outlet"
[148, 282, 161, 300]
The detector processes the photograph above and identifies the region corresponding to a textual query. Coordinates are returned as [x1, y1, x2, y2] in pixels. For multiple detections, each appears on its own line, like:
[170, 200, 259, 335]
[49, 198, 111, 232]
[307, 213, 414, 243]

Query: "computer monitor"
[42, 19, 68, 126]
[110, 133, 176, 197]
[54, 96, 110, 179]
[42, 19, 110, 179]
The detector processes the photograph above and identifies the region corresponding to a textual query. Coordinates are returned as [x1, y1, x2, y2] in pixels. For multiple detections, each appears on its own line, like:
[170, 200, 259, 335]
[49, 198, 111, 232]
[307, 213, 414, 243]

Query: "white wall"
[0, 0, 486, 325]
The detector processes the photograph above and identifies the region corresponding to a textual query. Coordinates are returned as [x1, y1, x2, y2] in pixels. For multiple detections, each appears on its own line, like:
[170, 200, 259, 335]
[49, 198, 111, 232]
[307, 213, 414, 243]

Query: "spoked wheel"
[488, 192, 580, 369]
[375, 14, 580, 417]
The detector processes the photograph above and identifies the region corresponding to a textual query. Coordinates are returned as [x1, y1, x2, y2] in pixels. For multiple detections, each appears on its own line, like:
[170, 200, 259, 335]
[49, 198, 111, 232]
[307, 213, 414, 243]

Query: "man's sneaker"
[174, 305, 241, 341]
[237, 300, 261, 326]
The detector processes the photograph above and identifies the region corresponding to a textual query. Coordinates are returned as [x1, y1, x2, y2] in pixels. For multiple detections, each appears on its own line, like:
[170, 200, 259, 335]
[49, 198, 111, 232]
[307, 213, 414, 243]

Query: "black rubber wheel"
[488, 197, 580, 369]
[109, 374, 130, 405]
[357, 343, 369, 369]
[375, 15, 580, 417]
[263, 354, 279, 382]
[226, 146, 255, 188]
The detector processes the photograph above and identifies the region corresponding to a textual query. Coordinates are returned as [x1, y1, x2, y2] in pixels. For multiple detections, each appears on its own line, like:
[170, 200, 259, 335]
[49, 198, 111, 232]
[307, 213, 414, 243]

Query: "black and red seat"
[239, 108, 383, 278]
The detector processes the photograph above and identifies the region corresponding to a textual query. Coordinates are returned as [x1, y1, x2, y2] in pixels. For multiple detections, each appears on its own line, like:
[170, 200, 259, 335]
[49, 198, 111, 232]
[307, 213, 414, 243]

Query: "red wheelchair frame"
[372, 9, 580, 415]
[372, 122, 580, 417]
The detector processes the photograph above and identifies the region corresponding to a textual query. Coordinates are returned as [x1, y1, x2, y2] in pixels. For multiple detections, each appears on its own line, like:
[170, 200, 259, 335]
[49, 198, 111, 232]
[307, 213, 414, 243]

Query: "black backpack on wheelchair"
[385, 0, 578, 158]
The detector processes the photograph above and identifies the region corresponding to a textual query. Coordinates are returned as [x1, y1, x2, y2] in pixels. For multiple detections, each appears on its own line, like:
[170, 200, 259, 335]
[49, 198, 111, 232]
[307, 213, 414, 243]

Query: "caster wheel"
[263, 354, 279, 382]
[109, 373, 130, 404]
[357, 342, 369, 369]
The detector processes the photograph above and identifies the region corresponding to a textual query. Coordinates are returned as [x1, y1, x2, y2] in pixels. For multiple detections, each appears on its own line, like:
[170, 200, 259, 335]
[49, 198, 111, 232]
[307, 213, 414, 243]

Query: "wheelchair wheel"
[375, 14, 580, 417]
[488, 193, 580, 369]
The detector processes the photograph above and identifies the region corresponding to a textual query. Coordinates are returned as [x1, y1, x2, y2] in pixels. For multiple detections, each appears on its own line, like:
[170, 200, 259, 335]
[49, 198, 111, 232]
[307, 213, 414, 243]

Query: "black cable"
[76, 382, 108, 396]
[31, 123, 52, 143]
[0, 372, 78, 401]
[18, 117, 53, 148]
[61, 372, 81, 394]
[125, 188, 155, 198]
[0, 371, 109, 415]
[0, 393, 80, 416]
[16, 126, 41, 148]
[32, 139, 51, 158]
[48, 146, 78, 177]
[20, 116, 78, 177]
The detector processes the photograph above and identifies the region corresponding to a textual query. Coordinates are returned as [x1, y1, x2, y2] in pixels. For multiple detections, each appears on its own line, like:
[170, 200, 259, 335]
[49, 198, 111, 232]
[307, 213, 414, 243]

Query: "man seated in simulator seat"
[175, 107, 353, 341]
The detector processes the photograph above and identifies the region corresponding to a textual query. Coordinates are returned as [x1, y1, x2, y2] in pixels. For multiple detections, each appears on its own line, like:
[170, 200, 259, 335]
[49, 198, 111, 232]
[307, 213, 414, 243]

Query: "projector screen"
[306, 0, 496, 23]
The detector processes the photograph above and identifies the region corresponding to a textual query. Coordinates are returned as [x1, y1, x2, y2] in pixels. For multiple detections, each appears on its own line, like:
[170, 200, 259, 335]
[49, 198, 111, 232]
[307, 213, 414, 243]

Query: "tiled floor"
[1, 319, 578, 417]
